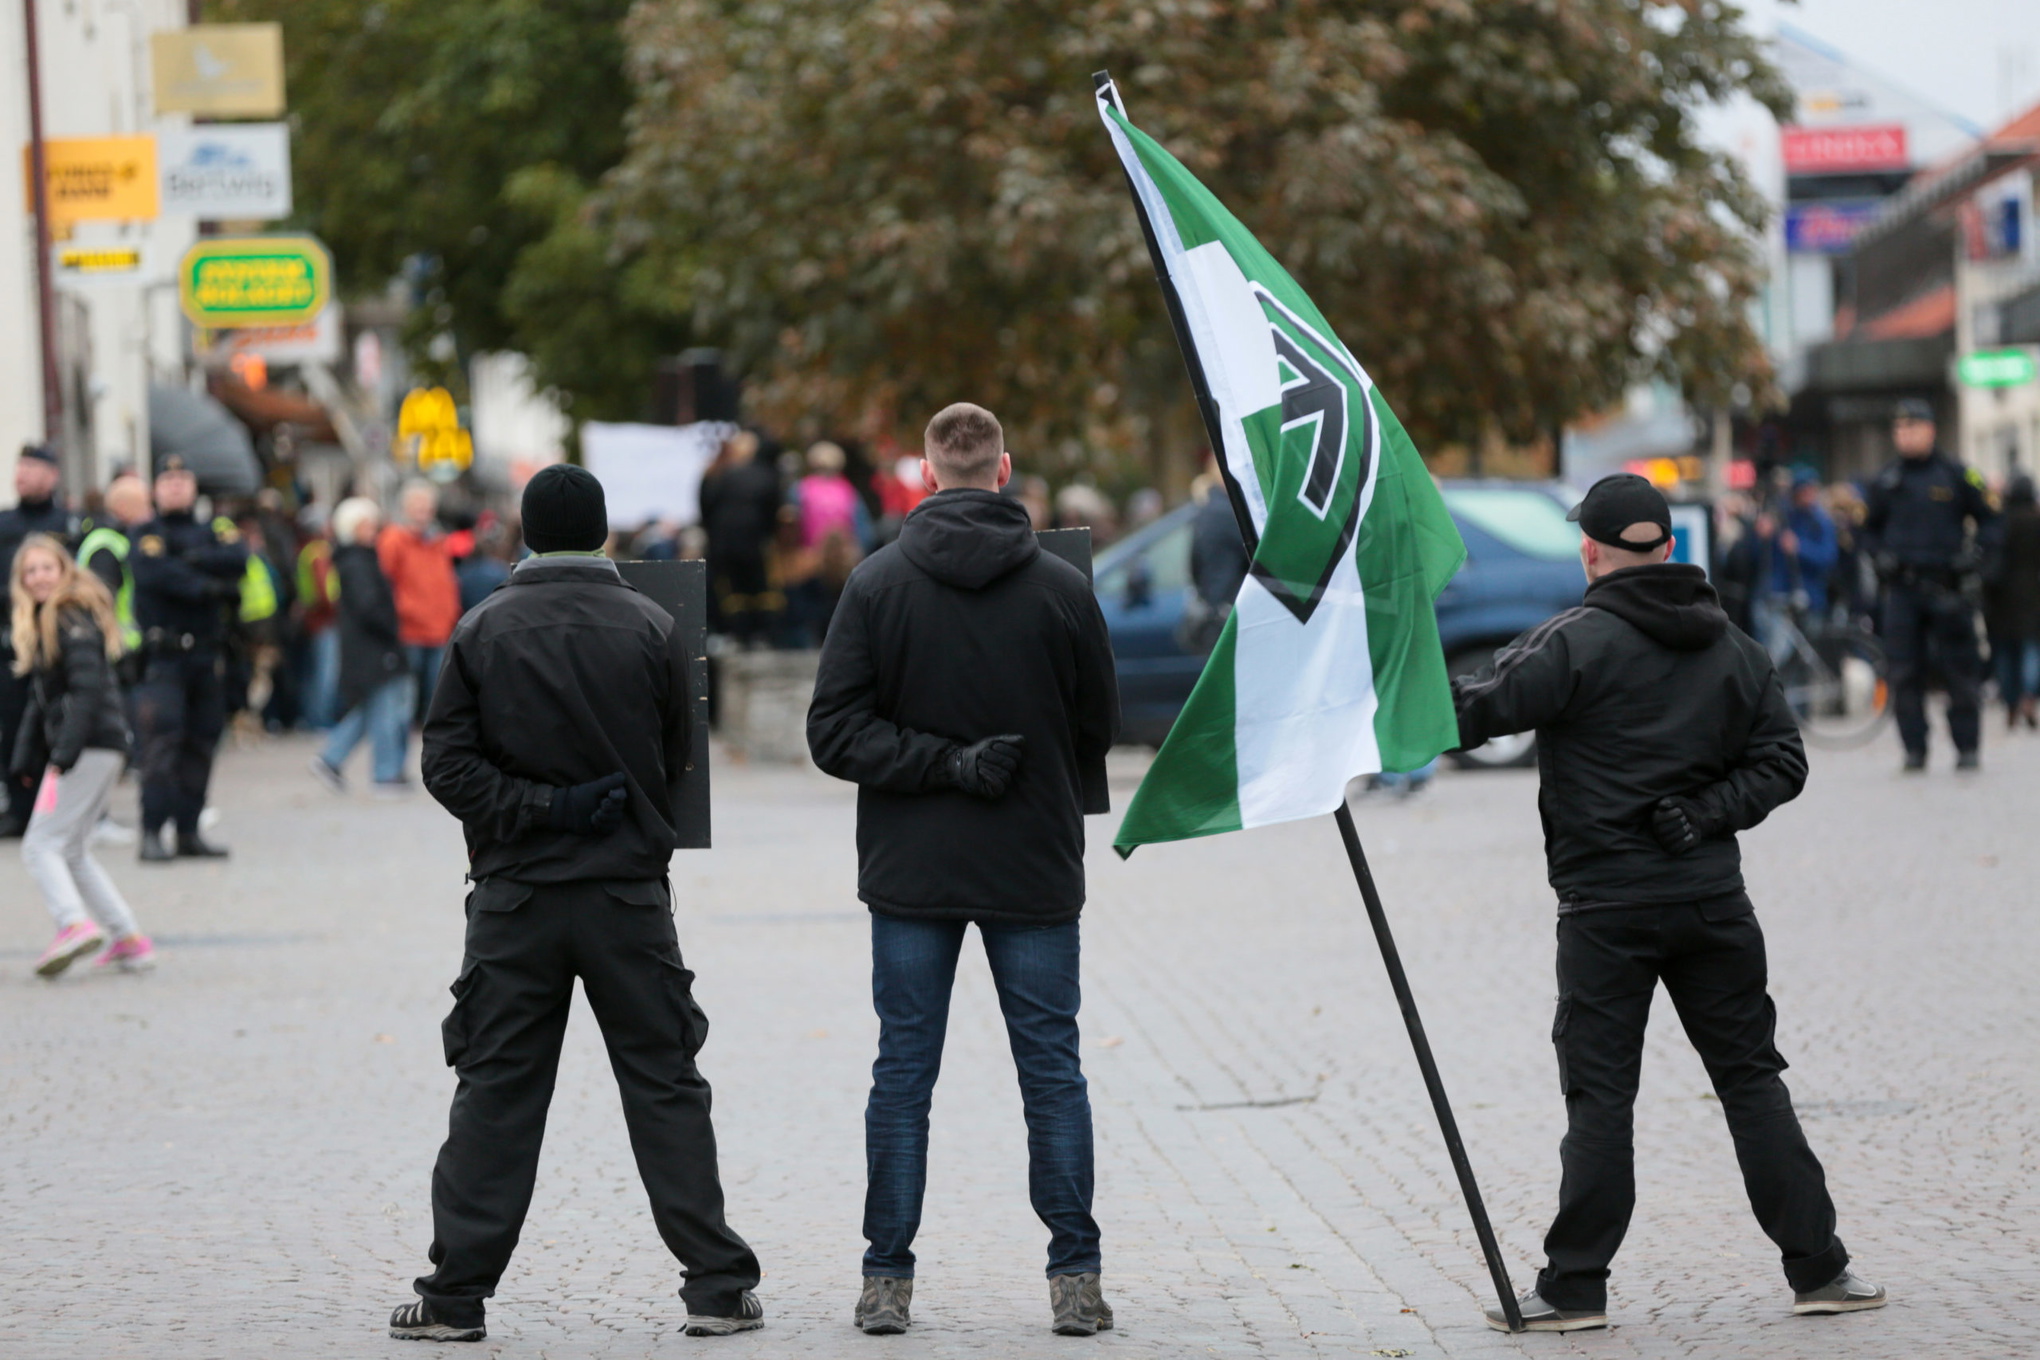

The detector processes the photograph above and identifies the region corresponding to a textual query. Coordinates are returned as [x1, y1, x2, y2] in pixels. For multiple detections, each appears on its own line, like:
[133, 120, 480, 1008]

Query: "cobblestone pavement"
[3, 725, 2036, 1359]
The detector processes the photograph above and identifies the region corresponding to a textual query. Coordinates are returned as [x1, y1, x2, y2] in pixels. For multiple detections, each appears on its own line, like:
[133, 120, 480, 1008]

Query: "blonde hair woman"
[8, 534, 150, 976]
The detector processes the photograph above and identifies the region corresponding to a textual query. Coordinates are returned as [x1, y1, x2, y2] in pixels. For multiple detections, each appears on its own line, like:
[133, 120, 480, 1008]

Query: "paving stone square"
[2, 728, 2035, 1358]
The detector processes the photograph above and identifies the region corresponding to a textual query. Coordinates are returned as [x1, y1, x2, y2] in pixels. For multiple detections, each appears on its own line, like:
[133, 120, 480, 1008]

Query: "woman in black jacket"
[9, 534, 148, 977]
[309, 498, 410, 794]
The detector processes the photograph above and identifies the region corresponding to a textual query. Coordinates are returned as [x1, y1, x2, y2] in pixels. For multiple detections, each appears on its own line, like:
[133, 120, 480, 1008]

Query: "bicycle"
[1768, 606, 1893, 749]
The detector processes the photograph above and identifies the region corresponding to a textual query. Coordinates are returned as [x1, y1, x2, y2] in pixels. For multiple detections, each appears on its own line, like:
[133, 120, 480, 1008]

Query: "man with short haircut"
[1454, 474, 1882, 1331]
[808, 402, 1120, 1337]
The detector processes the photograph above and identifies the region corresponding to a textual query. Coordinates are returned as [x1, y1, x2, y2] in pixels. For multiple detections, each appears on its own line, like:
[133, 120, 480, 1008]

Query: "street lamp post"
[21, 0, 65, 451]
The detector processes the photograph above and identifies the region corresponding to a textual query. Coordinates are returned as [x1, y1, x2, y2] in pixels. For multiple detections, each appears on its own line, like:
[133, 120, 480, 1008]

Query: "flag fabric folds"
[1102, 85, 1468, 856]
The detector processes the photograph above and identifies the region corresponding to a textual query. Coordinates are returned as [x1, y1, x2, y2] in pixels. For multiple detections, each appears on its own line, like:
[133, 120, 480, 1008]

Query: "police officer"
[79, 473, 153, 658]
[1862, 398, 1996, 771]
[1454, 474, 1883, 1332]
[0, 444, 79, 836]
[130, 455, 246, 862]
[393, 464, 761, 1343]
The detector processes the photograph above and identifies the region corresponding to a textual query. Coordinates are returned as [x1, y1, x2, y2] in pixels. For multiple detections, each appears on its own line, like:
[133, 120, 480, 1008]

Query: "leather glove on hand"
[937, 735, 1026, 800]
[548, 772, 629, 835]
[1651, 796, 1712, 856]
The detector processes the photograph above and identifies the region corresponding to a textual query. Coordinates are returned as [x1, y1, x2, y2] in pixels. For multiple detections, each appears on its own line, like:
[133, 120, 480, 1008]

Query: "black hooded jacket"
[807, 488, 1120, 924]
[1453, 563, 1806, 908]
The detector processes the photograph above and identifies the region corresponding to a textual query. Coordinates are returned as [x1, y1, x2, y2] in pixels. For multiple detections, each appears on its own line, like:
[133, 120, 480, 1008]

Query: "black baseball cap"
[1567, 473, 1672, 552]
[18, 443, 58, 467]
[1892, 398, 1935, 424]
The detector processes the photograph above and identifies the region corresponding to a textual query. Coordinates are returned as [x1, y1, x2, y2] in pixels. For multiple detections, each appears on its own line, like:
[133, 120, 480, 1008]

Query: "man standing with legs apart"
[393, 464, 762, 1342]
[1454, 474, 1884, 1331]
[808, 403, 1121, 1337]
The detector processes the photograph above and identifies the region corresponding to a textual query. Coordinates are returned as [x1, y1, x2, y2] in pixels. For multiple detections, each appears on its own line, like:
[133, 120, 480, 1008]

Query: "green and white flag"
[1101, 82, 1467, 855]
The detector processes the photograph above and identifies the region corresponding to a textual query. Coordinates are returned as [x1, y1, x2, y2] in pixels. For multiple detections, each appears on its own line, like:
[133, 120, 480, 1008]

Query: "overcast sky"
[1749, 0, 2040, 131]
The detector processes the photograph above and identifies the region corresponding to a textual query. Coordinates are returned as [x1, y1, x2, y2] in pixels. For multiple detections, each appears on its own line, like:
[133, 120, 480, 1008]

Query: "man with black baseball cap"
[393, 463, 763, 1342]
[1454, 473, 1882, 1331]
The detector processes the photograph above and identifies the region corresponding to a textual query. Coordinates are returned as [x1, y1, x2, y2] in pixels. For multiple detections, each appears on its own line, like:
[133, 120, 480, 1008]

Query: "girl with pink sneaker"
[9, 535, 151, 978]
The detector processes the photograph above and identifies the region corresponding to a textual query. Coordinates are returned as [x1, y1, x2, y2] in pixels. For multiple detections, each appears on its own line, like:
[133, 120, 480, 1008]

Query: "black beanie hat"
[521, 464, 608, 554]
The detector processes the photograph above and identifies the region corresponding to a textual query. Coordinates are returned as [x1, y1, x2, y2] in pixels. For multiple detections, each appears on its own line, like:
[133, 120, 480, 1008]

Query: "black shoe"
[138, 829, 174, 863]
[389, 1299, 485, 1342]
[1901, 751, 1927, 773]
[684, 1289, 764, 1336]
[1955, 750, 1980, 772]
[176, 832, 230, 859]
[1484, 1288, 1608, 1333]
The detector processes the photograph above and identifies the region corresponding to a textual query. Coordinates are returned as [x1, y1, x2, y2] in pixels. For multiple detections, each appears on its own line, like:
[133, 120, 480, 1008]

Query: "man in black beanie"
[392, 463, 763, 1341]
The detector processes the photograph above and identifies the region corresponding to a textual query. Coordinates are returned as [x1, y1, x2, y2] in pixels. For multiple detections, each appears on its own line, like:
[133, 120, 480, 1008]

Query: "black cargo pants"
[1882, 580, 1982, 757]
[1538, 897, 1847, 1311]
[416, 877, 760, 1326]
[133, 650, 226, 837]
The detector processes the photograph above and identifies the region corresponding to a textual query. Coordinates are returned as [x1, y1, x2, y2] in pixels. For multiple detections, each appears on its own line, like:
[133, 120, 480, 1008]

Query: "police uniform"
[0, 458, 79, 832]
[1862, 448, 1996, 762]
[129, 487, 248, 858]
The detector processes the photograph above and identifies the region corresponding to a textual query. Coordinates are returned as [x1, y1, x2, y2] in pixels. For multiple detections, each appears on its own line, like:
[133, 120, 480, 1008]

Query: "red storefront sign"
[1782, 124, 1909, 174]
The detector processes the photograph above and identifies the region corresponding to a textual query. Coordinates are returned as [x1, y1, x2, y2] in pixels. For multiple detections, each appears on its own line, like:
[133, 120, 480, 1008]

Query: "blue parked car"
[1094, 479, 1584, 766]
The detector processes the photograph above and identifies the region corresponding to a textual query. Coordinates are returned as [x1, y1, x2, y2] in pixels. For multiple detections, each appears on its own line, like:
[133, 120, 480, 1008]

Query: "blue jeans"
[302, 628, 341, 730]
[1993, 638, 2040, 709]
[407, 644, 445, 725]
[321, 675, 412, 784]
[864, 914, 1100, 1279]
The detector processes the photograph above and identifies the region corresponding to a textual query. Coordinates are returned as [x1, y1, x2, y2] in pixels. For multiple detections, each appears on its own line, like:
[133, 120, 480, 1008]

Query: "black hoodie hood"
[1583, 562, 1728, 651]
[896, 488, 1040, 590]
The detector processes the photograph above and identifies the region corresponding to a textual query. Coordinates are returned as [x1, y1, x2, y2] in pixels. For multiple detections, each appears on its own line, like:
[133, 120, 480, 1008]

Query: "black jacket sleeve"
[806, 577, 955, 792]
[1686, 664, 1808, 835]
[132, 537, 248, 603]
[84, 544, 124, 597]
[49, 613, 112, 770]
[1069, 587, 1120, 814]
[421, 627, 555, 844]
[1452, 613, 1581, 748]
[337, 549, 401, 643]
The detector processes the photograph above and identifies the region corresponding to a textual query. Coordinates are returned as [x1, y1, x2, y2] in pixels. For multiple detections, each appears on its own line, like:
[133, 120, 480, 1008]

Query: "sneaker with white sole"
[854, 1276, 912, 1334]
[389, 1299, 484, 1342]
[1484, 1288, 1608, 1332]
[684, 1289, 764, 1336]
[309, 754, 346, 793]
[35, 921, 106, 978]
[1793, 1268, 1887, 1315]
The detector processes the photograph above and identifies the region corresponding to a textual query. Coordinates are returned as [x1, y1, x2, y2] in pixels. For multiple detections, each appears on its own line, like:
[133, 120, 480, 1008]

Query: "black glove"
[548, 772, 629, 835]
[1650, 796, 1713, 856]
[936, 735, 1026, 800]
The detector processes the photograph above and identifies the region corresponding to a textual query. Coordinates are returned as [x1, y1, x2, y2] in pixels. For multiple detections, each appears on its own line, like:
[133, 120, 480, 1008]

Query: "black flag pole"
[1093, 70, 1524, 1332]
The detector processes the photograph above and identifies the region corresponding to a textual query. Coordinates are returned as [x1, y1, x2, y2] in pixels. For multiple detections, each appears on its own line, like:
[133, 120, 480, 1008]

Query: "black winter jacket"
[334, 544, 406, 712]
[1453, 563, 1806, 908]
[10, 606, 129, 777]
[807, 489, 1120, 924]
[422, 556, 692, 883]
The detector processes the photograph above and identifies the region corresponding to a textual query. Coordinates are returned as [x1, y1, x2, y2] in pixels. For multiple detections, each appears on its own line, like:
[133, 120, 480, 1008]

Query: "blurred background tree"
[606, 0, 1787, 490]
[226, 0, 1788, 488]
[209, 0, 686, 417]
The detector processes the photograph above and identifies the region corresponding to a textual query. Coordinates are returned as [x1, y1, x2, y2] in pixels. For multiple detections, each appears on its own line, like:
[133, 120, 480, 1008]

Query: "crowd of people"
[1710, 404, 2040, 757]
[0, 448, 523, 977]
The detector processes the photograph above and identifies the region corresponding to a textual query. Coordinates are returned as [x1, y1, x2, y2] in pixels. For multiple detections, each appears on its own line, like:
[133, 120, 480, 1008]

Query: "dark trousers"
[417, 878, 759, 1327]
[1538, 901, 1847, 1310]
[133, 651, 226, 837]
[0, 666, 33, 826]
[863, 914, 1100, 1279]
[1883, 582, 1982, 756]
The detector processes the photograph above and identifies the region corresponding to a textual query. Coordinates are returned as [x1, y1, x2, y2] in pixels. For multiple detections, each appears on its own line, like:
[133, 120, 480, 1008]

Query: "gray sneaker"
[1793, 1269, 1887, 1315]
[854, 1276, 912, 1335]
[1484, 1289, 1608, 1332]
[1049, 1273, 1114, 1336]
[683, 1290, 764, 1336]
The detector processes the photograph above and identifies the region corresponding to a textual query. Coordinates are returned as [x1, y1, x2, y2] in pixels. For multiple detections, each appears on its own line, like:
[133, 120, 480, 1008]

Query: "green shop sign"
[179, 235, 331, 328]
[1956, 347, 2038, 389]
